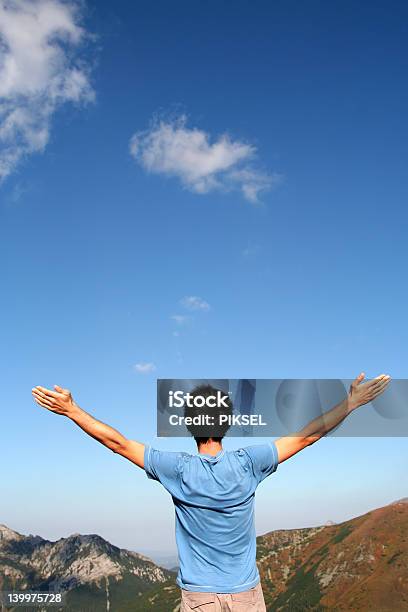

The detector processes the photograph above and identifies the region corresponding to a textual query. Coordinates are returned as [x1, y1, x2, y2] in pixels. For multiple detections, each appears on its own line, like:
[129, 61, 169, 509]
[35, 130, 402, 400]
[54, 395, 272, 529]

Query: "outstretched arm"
[275, 373, 391, 464]
[32, 385, 145, 468]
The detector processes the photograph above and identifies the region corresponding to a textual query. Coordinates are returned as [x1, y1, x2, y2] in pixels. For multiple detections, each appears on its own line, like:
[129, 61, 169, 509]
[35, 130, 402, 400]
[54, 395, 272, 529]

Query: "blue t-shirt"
[143, 442, 279, 593]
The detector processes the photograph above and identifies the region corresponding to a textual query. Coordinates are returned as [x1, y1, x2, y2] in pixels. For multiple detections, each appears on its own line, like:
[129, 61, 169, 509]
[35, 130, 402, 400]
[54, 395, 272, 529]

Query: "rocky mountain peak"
[0, 524, 22, 541]
[0, 521, 176, 609]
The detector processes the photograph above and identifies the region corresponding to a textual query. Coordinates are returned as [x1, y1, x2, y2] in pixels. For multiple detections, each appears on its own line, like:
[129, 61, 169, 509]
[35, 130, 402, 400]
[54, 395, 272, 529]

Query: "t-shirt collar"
[198, 449, 225, 462]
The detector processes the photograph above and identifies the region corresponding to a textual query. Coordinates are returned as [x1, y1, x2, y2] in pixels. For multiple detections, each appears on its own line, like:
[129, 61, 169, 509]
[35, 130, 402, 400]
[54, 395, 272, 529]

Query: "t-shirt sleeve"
[243, 441, 279, 484]
[144, 445, 181, 492]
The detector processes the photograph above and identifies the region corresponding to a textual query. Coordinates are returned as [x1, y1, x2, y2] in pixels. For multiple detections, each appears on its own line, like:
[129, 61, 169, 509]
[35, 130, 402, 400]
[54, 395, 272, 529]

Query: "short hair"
[184, 384, 233, 446]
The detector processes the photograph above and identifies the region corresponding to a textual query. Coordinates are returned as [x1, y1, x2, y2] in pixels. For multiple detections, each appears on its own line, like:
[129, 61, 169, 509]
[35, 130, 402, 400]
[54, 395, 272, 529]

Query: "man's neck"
[197, 440, 223, 456]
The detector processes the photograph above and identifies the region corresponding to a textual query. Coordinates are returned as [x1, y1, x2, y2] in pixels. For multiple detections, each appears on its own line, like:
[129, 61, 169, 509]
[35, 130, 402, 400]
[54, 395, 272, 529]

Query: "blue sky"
[1, 0, 407, 557]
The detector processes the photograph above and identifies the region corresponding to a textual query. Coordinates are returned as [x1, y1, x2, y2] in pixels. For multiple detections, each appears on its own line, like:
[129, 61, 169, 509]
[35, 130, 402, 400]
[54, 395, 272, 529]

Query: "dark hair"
[184, 384, 233, 446]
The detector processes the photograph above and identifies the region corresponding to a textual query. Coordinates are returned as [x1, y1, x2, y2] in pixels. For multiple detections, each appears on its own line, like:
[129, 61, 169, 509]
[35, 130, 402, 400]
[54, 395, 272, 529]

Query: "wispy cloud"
[242, 243, 261, 259]
[0, 0, 94, 181]
[129, 114, 278, 203]
[171, 314, 190, 325]
[134, 362, 156, 374]
[180, 296, 210, 311]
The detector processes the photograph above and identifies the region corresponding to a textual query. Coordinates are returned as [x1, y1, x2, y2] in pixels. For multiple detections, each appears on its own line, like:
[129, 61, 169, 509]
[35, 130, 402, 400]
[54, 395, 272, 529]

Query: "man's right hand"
[32, 384, 145, 468]
[32, 384, 79, 417]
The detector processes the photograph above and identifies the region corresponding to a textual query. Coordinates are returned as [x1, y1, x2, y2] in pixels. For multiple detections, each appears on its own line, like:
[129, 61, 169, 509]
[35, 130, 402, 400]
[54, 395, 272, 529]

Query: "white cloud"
[171, 314, 189, 325]
[129, 115, 277, 203]
[0, 0, 94, 180]
[181, 296, 210, 311]
[242, 243, 261, 258]
[134, 362, 156, 374]
[228, 167, 280, 204]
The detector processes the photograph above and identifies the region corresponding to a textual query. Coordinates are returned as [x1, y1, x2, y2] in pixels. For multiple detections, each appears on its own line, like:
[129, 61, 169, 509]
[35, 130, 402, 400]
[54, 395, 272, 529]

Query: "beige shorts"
[180, 581, 266, 611]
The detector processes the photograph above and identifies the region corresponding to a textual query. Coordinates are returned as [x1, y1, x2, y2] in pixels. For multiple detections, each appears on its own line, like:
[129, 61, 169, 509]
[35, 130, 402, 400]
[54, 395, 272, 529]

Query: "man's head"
[184, 384, 233, 447]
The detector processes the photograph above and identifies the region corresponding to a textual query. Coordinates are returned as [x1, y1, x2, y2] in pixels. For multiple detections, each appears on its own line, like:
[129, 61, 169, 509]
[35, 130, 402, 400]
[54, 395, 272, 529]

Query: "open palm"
[348, 373, 391, 409]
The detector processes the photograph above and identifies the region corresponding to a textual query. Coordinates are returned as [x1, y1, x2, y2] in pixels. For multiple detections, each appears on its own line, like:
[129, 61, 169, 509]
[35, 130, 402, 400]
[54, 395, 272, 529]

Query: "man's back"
[32, 375, 390, 607]
[144, 442, 279, 593]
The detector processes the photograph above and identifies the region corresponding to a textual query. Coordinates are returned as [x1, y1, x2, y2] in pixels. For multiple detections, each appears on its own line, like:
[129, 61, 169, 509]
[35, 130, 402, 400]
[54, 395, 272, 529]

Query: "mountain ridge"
[257, 502, 408, 611]
[0, 525, 175, 611]
[1, 498, 407, 611]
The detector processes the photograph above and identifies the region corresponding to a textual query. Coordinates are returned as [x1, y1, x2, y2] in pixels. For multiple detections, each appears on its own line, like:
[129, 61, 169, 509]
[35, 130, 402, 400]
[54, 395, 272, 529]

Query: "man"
[32, 372, 390, 611]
